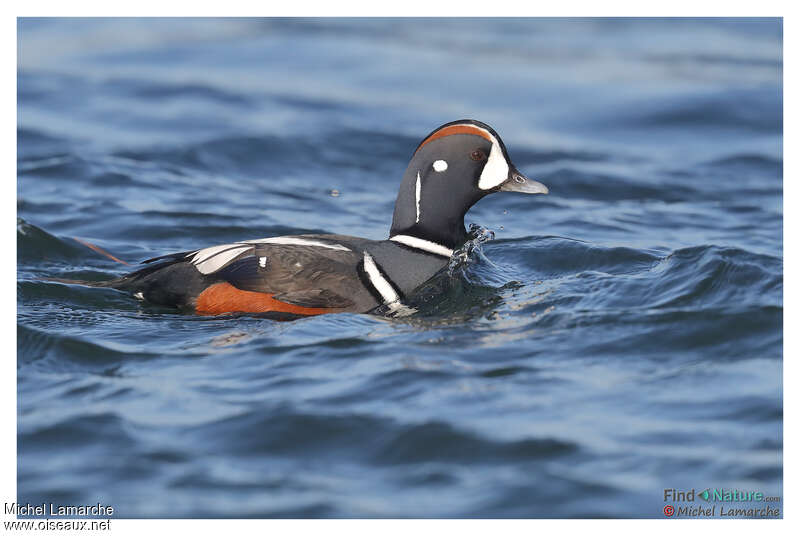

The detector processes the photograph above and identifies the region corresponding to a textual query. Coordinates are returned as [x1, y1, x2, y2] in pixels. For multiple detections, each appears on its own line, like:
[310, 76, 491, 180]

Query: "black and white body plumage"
[83, 120, 549, 318]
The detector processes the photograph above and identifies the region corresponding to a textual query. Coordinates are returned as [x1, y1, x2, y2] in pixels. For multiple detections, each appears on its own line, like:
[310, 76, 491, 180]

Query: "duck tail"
[40, 238, 132, 288]
[41, 276, 127, 289]
[72, 237, 130, 265]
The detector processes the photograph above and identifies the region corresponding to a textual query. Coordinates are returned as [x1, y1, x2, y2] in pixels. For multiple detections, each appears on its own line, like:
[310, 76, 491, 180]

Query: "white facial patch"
[433, 159, 448, 172]
[478, 141, 510, 190]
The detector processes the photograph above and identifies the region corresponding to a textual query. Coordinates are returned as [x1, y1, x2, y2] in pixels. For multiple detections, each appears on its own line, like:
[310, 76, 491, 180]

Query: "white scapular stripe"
[362, 252, 416, 317]
[191, 244, 252, 275]
[478, 139, 510, 190]
[415, 171, 422, 223]
[190, 236, 351, 275]
[249, 237, 350, 251]
[390, 234, 453, 257]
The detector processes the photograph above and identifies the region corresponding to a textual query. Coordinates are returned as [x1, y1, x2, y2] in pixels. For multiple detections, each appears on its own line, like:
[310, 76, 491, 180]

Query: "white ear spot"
[433, 160, 448, 172]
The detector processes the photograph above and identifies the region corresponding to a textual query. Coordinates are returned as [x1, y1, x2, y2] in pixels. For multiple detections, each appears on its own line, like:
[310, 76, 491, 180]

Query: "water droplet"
[447, 224, 496, 276]
[329, 189, 340, 197]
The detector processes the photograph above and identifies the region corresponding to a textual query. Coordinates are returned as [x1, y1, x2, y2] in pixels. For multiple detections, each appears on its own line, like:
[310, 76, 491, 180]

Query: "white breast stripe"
[363, 252, 399, 304]
[415, 171, 422, 223]
[249, 237, 351, 251]
[389, 235, 453, 257]
[362, 252, 417, 317]
[478, 140, 510, 190]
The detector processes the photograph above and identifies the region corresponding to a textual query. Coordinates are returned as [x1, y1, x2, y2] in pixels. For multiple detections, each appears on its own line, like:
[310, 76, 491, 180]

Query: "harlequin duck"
[77, 120, 548, 318]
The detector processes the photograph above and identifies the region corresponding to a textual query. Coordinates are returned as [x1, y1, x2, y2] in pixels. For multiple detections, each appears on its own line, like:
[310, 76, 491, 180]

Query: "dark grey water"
[17, 18, 782, 518]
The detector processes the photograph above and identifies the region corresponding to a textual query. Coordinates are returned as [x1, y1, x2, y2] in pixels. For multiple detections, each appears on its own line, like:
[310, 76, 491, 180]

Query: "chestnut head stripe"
[415, 124, 494, 154]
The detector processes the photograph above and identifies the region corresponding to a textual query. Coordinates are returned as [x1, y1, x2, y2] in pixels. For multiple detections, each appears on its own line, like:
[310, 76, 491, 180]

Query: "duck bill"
[499, 167, 549, 195]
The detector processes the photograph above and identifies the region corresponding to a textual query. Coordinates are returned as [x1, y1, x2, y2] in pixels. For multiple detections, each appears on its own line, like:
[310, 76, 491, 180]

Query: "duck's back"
[113, 234, 448, 318]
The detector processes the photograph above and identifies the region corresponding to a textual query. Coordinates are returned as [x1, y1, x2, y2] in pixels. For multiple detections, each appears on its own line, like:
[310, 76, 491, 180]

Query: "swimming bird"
[73, 120, 549, 318]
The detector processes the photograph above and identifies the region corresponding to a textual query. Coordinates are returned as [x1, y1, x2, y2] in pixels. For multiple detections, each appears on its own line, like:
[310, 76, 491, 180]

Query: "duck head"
[389, 119, 548, 250]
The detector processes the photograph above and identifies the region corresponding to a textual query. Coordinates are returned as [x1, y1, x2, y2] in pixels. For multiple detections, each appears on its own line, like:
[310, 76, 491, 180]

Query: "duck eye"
[470, 149, 486, 161]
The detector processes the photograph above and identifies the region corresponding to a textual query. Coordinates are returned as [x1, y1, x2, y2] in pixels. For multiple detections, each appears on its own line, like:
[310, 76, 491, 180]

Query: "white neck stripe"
[389, 235, 453, 257]
[415, 171, 422, 223]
